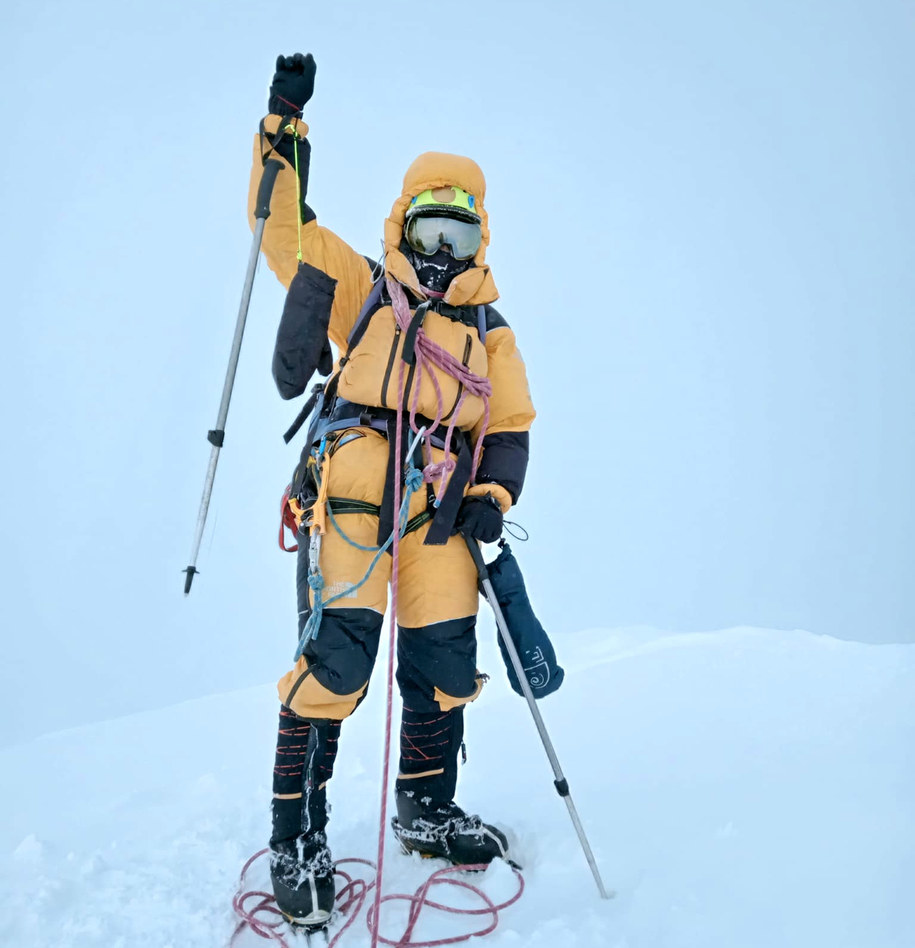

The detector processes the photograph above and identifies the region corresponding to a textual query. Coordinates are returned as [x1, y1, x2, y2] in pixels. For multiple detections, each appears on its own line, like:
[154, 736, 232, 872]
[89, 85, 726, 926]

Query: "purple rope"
[386, 277, 492, 503]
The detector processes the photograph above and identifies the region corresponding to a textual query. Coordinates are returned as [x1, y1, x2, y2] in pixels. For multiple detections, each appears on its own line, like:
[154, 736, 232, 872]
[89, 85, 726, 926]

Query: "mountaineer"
[249, 53, 536, 927]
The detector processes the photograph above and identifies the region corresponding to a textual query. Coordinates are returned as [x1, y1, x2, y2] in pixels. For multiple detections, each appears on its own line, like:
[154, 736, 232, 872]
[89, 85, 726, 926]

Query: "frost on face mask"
[408, 247, 472, 294]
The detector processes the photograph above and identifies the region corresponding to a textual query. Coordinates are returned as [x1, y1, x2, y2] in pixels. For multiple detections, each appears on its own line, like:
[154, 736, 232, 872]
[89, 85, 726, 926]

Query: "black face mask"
[403, 243, 472, 294]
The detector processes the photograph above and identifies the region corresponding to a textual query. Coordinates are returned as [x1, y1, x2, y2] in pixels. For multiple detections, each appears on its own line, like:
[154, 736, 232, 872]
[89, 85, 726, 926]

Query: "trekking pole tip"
[183, 566, 199, 596]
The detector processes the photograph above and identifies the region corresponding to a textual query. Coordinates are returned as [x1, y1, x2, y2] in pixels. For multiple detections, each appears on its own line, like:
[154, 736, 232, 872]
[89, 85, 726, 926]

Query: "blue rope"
[326, 502, 383, 552]
[294, 456, 424, 659]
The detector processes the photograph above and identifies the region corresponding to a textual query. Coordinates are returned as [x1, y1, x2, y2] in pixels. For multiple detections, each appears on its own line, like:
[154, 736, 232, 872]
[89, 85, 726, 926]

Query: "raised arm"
[247, 54, 373, 348]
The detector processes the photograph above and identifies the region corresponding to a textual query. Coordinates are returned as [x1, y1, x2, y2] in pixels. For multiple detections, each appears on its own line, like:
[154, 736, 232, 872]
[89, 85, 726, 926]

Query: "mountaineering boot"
[270, 831, 336, 928]
[269, 711, 341, 927]
[392, 790, 511, 866]
[392, 704, 510, 865]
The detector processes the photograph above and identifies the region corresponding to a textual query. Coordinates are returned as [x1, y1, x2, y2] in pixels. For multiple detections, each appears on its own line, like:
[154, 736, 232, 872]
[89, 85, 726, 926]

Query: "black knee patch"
[302, 607, 383, 694]
[396, 617, 478, 712]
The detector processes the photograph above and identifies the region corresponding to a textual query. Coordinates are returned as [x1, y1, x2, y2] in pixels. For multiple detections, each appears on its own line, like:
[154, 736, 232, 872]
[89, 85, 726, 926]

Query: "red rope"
[229, 849, 293, 948]
[367, 863, 525, 947]
[229, 850, 524, 948]
[234, 278, 521, 948]
[385, 276, 493, 504]
[369, 357, 408, 946]
[230, 851, 376, 948]
[278, 484, 299, 552]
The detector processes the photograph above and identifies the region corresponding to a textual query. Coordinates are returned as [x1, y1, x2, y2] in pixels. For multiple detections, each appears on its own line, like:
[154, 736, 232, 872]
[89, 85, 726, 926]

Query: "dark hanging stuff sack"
[485, 543, 564, 699]
[272, 261, 336, 402]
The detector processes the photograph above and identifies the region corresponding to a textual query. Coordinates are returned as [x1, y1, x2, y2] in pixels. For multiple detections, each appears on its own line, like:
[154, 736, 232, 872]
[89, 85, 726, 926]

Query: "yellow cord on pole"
[285, 122, 304, 263]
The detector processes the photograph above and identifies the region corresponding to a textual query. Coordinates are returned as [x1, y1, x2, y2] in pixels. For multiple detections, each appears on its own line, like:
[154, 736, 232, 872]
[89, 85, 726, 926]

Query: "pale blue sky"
[1, 0, 912, 746]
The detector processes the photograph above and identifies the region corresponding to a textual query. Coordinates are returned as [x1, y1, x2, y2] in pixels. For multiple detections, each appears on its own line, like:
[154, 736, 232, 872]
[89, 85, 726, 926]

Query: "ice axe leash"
[462, 533, 614, 900]
[183, 157, 284, 595]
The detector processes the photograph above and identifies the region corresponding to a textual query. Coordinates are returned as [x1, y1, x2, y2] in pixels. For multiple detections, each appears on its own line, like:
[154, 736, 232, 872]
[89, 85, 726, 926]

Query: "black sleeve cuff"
[474, 430, 530, 503]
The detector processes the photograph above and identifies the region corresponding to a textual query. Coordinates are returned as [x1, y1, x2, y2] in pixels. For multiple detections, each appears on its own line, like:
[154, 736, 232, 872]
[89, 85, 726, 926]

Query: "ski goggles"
[404, 215, 482, 260]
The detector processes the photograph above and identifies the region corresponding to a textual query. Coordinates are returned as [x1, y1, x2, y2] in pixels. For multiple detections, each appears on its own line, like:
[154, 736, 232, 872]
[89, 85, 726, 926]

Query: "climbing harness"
[287, 265, 497, 649]
[294, 426, 427, 658]
[278, 271, 493, 550]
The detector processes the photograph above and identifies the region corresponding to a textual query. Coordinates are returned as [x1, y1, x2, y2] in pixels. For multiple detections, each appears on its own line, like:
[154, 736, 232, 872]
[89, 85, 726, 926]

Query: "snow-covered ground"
[2, 625, 912, 947]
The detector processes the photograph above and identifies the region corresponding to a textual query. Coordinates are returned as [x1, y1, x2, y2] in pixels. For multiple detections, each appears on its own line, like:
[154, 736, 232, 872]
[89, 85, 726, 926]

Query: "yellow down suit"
[249, 114, 535, 813]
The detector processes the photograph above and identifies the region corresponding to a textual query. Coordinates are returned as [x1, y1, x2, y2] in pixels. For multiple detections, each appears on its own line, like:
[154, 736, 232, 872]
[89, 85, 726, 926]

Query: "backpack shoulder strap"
[313, 279, 386, 423]
[345, 279, 385, 351]
[283, 279, 385, 446]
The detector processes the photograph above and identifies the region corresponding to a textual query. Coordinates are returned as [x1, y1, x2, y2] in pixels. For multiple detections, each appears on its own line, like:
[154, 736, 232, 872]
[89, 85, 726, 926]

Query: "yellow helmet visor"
[406, 186, 481, 223]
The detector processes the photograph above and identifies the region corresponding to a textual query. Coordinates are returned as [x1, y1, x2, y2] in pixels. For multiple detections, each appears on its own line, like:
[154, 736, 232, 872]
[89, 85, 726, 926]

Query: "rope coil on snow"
[229, 849, 524, 948]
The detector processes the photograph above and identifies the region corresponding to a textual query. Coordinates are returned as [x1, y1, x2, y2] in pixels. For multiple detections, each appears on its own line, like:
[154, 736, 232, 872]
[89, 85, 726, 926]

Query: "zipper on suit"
[442, 334, 473, 422]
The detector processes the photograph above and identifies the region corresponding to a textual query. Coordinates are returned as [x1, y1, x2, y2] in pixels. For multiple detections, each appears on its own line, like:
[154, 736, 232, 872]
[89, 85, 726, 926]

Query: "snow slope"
[2, 626, 912, 948]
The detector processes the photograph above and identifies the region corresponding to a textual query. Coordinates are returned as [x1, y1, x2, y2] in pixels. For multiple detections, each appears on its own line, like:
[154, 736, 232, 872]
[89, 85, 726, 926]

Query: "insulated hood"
[384, 151, 499, 306]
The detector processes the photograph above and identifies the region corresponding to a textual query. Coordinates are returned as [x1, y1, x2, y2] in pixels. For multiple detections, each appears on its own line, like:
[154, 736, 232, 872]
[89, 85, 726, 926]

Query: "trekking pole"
[463, 534, 614, 900]
[183, 158, 285, 595]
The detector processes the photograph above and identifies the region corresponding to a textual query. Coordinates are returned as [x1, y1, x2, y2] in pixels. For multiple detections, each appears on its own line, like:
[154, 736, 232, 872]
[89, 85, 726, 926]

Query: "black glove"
[268, 53, 316, 116]
[455, 493, 504, 543]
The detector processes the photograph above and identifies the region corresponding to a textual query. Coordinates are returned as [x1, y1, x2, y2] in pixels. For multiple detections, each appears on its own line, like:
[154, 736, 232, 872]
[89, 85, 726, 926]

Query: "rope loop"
[229, 849, 524, 948]
[385, 276, 493, 498]
[327, 502, 384, 553]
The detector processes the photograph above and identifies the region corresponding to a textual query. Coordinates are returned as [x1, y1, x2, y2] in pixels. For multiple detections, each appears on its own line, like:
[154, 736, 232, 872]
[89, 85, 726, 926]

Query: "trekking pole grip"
[462, 532, 489, 582]
[254, 158, 284, 220]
